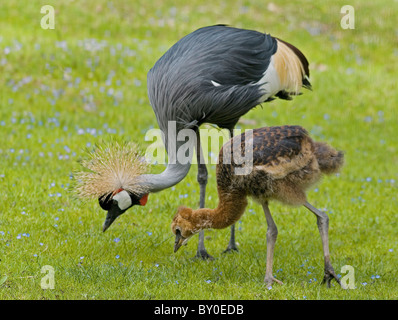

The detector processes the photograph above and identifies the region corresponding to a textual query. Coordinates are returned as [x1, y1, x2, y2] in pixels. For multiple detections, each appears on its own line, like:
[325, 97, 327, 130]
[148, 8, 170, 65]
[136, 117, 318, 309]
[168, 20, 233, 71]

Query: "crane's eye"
[99, 193, 113, 211]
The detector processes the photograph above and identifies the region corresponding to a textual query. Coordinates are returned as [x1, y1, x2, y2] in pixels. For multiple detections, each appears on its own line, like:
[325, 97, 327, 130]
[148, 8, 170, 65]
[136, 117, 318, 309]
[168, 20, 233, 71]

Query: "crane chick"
[171, 125, 344, 288]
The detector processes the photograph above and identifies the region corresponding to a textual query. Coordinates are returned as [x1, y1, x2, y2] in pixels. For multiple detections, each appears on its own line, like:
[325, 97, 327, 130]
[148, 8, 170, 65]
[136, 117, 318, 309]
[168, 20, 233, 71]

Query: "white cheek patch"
[112, 190, 132, 211]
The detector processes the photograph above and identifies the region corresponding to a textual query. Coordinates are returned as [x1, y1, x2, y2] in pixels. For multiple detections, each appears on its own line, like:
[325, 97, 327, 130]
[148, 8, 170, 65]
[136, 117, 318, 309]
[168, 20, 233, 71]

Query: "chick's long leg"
[263, 202, 283, 286]
[195, 130, 214, 260]
[304, 201, 341, 288]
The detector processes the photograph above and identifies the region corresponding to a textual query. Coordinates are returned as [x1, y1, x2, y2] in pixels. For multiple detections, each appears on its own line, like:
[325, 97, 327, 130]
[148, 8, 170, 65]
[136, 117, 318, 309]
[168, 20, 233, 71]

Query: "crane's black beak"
[102, 203, 124, 232]
[174, 229, 186, 253]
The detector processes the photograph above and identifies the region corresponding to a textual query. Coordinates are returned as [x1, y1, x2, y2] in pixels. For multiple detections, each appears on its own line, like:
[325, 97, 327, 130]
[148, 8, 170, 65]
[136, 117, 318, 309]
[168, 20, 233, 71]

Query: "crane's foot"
[222, 245, 239, 254]
[222, 234, 239, 254]
[264, 275, 283, 288]
[194, 249, 214, 261]
[322, 263, 341, 288]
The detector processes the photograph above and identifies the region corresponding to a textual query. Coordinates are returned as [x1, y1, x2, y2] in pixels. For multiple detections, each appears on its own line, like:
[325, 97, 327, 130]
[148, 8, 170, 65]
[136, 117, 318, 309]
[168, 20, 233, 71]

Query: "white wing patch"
[257, 56, 281, 101]
[211, 80, 221, 87]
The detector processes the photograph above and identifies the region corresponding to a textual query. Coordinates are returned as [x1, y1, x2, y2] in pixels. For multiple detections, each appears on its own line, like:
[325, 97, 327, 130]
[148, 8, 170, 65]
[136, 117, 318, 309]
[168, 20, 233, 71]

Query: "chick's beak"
[174, 229, 186, 253]
[102, 203, 123, 232]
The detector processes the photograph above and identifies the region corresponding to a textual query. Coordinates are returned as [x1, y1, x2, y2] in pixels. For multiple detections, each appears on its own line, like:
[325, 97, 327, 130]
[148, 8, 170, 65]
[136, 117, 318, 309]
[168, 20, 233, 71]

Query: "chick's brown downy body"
[172, 125, 344, 288]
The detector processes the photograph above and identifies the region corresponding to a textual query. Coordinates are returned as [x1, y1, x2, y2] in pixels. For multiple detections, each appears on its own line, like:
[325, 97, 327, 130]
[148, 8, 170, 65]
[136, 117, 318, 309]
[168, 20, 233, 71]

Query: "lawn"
[0, 0, 397, 301]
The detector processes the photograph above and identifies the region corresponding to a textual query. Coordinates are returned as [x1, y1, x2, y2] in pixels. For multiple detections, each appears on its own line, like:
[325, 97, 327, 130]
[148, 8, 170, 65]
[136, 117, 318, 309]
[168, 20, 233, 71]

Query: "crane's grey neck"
[139, 163, 191, 193]
[139, 136, 194, 193]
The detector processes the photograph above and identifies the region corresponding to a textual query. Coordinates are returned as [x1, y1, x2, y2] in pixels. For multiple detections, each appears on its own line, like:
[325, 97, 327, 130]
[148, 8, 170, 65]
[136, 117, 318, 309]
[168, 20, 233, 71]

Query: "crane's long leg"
[223, 128, 239, 253]
[223, 224, 238, 253]
[262, 202, 283, 286]
[304, 202, 341, 288]
[195, 130, 214, 260]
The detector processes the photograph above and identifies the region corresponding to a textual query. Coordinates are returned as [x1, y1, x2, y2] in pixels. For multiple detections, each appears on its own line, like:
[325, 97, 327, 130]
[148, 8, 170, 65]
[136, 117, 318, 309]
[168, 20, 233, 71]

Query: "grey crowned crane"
[76, 25, 312, 260]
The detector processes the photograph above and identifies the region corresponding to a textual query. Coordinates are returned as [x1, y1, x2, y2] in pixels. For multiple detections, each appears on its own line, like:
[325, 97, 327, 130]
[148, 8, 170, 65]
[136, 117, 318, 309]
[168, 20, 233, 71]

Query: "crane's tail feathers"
[314, 142, 344, 175]
[274, 39, 312, 94]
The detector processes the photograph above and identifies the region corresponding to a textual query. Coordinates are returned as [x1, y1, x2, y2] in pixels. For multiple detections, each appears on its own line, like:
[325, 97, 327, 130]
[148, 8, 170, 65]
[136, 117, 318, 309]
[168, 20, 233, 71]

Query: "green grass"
[0, 0, 397, 300]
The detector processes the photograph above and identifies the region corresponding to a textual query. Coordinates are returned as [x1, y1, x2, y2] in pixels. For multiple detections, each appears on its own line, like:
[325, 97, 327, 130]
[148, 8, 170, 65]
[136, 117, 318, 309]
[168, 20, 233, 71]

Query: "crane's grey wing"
[147, 25, 277, 132]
